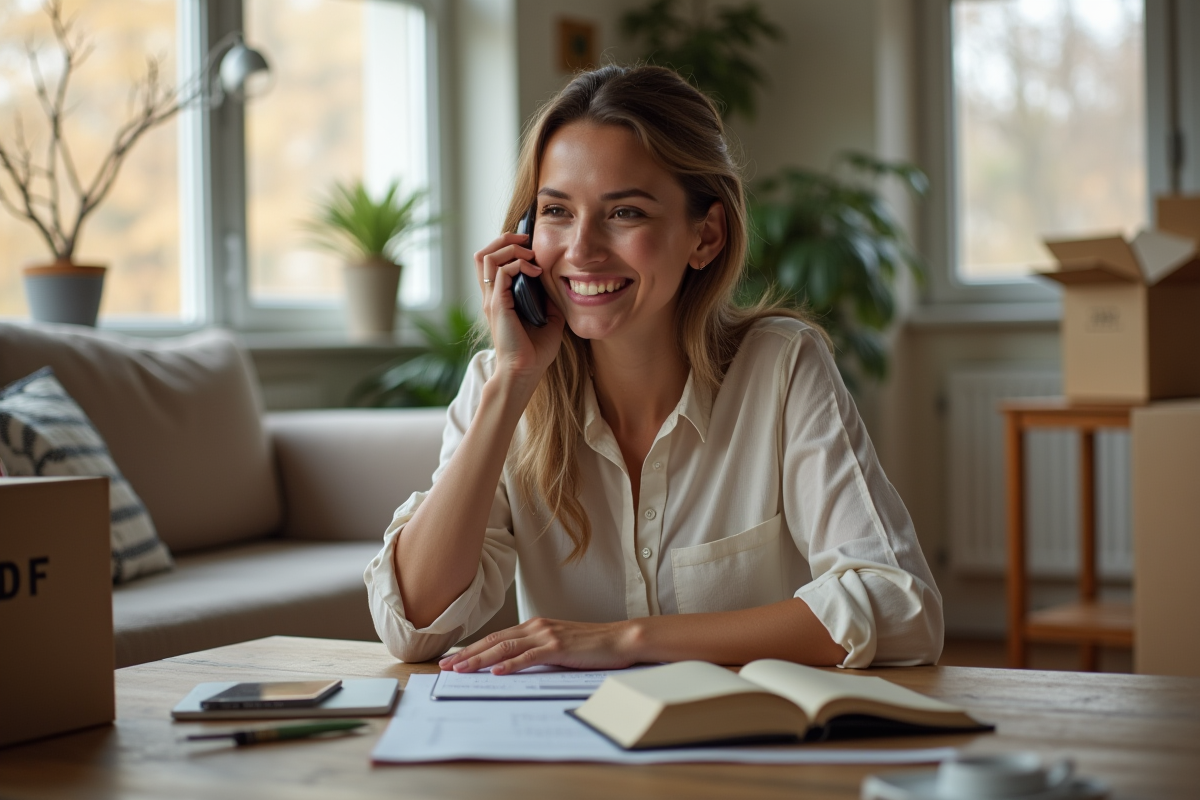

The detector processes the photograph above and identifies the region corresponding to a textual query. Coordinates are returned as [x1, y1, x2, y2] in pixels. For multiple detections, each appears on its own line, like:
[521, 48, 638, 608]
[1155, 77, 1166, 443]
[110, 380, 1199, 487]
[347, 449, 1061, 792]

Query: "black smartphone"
[512, 203, 548, 327]
[200, 679, 342, 710]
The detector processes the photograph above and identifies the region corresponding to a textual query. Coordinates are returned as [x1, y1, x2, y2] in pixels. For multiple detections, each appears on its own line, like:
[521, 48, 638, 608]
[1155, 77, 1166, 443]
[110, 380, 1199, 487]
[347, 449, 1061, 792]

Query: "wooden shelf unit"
[1001, 399, 1137, 670]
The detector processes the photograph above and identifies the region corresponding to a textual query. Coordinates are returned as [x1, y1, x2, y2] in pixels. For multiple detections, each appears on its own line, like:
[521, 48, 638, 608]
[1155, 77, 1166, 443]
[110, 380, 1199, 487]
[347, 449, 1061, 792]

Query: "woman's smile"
[562, 276, 633, 303]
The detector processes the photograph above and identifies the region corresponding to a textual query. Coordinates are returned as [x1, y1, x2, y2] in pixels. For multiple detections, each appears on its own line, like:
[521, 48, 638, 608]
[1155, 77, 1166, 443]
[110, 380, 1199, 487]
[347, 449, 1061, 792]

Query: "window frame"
[916, 0, 1191, 309]
[195, 0, 454, 334]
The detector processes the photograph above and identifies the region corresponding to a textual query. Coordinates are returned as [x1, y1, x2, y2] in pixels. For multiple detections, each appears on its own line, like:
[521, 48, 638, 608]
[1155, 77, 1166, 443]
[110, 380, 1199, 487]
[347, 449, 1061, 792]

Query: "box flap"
[1131, 229, 1197, 285]
[1156, 195, 1200, 240]
[1044, 236, 1142, 282]
[1035, 263, 1139, 285]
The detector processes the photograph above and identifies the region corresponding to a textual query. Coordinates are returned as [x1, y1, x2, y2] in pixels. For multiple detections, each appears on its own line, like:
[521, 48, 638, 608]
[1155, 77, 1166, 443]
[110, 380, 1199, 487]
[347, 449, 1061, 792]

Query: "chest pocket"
[670, 514, 785, 615]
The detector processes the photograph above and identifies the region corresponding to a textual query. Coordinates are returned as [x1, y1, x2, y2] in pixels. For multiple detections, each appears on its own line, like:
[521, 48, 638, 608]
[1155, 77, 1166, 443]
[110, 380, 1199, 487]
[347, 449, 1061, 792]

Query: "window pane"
[953, 0, 1145, 282]
[245, 0, 433, 308]
[0, 0, 181, 320]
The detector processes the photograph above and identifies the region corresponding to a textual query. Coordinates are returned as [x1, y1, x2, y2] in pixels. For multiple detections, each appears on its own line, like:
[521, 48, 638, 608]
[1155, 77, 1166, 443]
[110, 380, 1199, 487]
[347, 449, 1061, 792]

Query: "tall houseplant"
[305, 179, 430, 340]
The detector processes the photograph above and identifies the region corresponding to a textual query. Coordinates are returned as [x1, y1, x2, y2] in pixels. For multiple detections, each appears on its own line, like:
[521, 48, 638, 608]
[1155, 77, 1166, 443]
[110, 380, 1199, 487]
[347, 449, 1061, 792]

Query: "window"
[0, 0, 444, 332]
[244, 0, 435, 310]
[952, 0, 1146, 283]
[918, 0, 1194, 306]
[0, 0, 184, 322]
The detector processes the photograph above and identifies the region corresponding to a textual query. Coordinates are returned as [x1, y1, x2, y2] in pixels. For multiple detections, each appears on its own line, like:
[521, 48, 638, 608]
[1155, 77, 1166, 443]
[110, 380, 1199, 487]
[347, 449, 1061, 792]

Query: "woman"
[365, 65, 942, 673]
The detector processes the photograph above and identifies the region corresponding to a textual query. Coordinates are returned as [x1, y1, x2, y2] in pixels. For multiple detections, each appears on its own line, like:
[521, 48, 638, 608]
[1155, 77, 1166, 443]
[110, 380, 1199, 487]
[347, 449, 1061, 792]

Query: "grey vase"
[23, 262, 107, 327]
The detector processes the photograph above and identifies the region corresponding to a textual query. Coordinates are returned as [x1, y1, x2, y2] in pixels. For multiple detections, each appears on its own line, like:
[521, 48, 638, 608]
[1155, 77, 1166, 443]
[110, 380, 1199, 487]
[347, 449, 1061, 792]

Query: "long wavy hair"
[502, 65, 816, 562]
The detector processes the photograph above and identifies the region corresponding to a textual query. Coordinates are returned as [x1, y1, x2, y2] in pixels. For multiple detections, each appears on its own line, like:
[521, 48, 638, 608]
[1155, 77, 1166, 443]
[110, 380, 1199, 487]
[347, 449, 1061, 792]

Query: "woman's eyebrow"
[536, 187, 659, 202]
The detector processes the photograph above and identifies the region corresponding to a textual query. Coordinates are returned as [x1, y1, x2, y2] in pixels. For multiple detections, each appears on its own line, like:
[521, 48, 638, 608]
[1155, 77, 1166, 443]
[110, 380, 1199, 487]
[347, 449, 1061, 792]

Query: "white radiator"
[946, 368, 1133, 580]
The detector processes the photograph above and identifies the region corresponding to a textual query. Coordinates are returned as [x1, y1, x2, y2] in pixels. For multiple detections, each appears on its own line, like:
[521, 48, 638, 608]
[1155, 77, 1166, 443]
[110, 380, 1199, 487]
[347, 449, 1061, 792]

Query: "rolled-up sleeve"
[363, 351, 517, 663]
[782, 330, 943, 668]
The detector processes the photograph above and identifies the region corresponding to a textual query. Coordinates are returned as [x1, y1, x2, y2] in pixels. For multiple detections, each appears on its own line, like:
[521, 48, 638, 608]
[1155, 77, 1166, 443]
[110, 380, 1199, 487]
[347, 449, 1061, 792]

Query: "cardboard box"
[1132, 400, 1200, 677]
[1038, 196, 1200, 403]
[0, 477, 114, 748]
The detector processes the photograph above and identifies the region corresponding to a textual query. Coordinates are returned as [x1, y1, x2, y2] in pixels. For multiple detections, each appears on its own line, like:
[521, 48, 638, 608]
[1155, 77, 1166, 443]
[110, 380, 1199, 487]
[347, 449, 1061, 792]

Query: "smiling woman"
[364, 65, 943, 673]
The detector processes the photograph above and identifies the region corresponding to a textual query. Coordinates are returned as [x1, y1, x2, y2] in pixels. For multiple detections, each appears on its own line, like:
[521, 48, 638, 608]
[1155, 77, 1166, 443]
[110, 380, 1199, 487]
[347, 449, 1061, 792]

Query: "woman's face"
[533, 122, 712, 343]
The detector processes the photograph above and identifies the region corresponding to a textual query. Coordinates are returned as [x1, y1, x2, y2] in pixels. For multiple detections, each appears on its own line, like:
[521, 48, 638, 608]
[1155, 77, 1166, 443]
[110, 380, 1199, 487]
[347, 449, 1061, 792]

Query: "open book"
[569, 660, 989, 750]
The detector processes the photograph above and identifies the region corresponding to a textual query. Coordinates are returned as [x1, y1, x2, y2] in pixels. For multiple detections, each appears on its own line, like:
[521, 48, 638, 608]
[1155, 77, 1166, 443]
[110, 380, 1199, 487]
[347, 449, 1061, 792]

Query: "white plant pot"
[343, 257, 402, 340]
[23, 261, 107, 327]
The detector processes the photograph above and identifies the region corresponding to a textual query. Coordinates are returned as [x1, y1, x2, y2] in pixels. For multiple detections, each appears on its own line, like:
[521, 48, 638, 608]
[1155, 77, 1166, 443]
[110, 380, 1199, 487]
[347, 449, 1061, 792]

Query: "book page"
[738, 660, 964, 723]
[602, 660, 763, 705]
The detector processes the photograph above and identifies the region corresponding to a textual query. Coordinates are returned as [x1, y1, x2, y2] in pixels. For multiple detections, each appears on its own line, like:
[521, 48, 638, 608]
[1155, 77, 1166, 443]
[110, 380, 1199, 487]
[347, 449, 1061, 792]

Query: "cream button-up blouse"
[365, 317, 943, 668]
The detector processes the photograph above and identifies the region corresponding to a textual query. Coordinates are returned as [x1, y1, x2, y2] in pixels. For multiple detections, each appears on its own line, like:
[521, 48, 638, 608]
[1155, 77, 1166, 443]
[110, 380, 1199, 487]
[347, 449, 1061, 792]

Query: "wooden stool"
[1001, 400, 1136, 670]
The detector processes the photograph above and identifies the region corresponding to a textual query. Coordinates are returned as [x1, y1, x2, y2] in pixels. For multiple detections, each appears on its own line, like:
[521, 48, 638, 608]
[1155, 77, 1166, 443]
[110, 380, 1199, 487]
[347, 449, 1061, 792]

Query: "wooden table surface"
[1, 636, 1198, 799]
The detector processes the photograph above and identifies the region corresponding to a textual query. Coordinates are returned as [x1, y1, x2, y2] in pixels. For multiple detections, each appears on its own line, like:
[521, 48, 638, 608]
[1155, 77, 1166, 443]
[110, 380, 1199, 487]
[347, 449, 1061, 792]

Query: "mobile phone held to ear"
[512, 203, 548, 327]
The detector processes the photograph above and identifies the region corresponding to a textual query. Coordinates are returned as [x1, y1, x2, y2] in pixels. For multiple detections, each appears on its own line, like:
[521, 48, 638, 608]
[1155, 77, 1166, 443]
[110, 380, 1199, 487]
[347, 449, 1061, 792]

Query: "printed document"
[372, 674, 959, 765]
[431, 667, 624, 699]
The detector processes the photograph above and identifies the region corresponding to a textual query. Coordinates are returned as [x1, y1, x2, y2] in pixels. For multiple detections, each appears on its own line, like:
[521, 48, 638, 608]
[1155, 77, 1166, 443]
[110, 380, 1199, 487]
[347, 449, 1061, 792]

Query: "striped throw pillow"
[0, 367, 173, 582]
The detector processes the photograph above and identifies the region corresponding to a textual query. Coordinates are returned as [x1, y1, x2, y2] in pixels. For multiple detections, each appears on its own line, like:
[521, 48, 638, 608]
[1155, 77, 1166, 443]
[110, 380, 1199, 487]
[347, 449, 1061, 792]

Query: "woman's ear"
[691, 201, 728, 270]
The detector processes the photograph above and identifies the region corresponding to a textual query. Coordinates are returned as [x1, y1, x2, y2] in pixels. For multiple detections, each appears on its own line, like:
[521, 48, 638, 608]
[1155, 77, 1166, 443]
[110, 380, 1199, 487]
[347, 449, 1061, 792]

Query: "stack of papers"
[371, 672, 959, 765]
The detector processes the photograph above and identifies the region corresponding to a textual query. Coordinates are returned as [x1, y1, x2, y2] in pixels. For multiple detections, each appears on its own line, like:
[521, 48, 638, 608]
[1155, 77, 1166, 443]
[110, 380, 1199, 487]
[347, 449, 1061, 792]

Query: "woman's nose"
[564, 215, 607, 266]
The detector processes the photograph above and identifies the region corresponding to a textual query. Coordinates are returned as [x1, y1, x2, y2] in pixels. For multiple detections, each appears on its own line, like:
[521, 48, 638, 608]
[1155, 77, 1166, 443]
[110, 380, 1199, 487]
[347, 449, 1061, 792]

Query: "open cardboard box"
[1038, 196, 1200, 403]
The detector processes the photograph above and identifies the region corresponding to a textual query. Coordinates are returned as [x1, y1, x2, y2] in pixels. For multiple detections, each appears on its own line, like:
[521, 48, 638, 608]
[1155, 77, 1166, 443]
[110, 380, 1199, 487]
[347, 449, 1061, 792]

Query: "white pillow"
[0, 367, 173, 583]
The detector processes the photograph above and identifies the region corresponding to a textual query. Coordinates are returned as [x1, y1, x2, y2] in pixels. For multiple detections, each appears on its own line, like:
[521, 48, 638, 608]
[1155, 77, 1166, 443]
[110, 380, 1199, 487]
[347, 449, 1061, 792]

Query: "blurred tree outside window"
[0, 0, 183, 321]
[245, 0, 434, 309]
[953, 0, 1145, 282]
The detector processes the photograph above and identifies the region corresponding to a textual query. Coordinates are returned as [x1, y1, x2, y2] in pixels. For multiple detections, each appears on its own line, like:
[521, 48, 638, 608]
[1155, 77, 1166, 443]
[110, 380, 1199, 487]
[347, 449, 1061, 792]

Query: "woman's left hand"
[439, 617, 641, 675]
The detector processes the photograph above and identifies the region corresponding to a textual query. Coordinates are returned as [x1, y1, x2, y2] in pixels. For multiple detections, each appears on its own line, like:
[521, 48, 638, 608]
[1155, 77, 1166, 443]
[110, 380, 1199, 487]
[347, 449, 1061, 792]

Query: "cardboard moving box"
[1132, 400, 1200, 677]
[0, 477, 114, 748]
[1038, 196, 1200, 403]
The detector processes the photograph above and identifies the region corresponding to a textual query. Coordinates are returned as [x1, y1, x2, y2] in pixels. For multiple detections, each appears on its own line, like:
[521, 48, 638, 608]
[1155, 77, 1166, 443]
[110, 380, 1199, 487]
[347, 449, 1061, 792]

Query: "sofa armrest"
[266, 408, 446, 542]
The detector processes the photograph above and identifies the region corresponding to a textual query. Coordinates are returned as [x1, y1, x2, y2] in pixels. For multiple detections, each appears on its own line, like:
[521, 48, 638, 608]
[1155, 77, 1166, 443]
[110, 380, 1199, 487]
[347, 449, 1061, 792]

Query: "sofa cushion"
[0, 323, 282, 554]
[112, 539, 381, 667]
[0, 368, 173, 582]
[267, 408, 446, 541]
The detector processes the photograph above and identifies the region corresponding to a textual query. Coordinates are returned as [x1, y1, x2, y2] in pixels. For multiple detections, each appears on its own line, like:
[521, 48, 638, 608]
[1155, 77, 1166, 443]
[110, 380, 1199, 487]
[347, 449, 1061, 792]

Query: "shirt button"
[644, 508, 656, 520]
[641, 546, 652, 559]
[653, 461, 663, 470]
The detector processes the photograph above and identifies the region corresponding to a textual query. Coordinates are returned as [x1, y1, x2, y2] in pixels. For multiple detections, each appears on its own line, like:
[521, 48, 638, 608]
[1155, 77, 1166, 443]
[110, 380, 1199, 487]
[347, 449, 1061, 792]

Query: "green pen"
[185, 719, 367, 746]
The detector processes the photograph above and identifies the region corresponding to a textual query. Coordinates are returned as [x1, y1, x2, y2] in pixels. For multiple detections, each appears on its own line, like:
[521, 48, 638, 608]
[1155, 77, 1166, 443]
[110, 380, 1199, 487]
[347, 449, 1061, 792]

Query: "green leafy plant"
[348, 306, 479, 407]
[620, 0, 782, 121]
[743, 152, 928, 390]
[305, 179, 429, 263]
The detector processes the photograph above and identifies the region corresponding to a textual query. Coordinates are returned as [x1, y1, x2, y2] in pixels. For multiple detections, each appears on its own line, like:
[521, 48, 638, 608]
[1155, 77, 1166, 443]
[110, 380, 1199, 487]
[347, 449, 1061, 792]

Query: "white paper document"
[431, 667, 624, 699]
[371, 674, 959, 765]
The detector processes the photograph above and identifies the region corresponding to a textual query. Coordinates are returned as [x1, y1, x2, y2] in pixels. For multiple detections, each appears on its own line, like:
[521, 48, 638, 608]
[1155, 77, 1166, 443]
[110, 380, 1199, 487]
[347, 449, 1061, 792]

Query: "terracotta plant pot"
[343, 256, 402, 340]
[23, 261, 107, 327]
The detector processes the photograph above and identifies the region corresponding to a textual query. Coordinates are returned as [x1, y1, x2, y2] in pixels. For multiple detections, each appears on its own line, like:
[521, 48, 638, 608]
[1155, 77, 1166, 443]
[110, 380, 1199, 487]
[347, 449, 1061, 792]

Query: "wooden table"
[1002, 400, 1138, 670]
[1, 636, 1198, 799]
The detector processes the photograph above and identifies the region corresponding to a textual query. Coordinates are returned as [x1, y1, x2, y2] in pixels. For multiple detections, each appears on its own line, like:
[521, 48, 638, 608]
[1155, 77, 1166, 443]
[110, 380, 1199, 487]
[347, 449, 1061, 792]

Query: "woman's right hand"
[474, 232, 565, 396]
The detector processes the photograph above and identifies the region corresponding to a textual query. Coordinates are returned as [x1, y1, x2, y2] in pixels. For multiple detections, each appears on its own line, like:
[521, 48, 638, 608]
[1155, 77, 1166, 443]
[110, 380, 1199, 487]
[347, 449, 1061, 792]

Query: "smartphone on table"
[200, 679, 342, 710]
[511, 202, 548, 327]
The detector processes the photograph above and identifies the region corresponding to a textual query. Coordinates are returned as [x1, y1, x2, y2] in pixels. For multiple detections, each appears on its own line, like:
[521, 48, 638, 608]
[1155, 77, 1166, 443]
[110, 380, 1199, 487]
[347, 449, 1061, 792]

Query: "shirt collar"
[581, 368, 712, 447]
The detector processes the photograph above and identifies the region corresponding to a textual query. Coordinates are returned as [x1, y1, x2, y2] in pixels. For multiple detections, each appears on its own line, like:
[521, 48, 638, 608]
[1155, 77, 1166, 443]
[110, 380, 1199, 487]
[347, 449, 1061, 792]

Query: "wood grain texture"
[1, 636, 1198, 799]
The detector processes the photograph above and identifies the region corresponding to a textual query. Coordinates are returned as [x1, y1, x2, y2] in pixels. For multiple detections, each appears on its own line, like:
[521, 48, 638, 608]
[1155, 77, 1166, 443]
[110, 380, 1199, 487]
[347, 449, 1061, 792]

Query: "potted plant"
[305, 179, 430, 341]
[0, 2, 259, 326]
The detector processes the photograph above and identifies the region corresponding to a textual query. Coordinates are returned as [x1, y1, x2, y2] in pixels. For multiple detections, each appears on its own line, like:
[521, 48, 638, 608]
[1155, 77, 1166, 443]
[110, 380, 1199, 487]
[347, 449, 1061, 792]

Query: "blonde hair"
[502, 65, 816, 561]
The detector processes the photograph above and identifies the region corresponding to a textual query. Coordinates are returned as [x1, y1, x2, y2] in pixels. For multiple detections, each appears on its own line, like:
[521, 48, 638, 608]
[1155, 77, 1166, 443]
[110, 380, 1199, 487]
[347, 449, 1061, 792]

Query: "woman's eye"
[613, 207, 644, 220]
[540, 204, 567, 218]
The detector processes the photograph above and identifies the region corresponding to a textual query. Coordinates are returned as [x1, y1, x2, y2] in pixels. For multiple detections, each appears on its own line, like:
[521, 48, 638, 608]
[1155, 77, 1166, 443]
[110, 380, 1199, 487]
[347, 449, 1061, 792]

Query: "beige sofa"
[0, 322, 519, 668]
